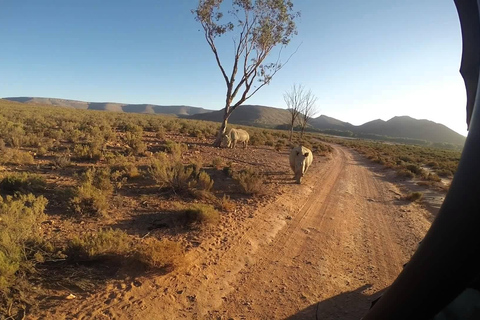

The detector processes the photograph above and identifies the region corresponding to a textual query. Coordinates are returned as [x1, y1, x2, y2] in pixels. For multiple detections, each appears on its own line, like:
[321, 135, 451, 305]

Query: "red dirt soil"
[39, 145, 432, 320]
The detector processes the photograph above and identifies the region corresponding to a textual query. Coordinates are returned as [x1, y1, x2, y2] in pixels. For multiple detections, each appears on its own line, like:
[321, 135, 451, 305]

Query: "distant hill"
[189, 105, 291, 128]
[2, 96, 466, 146]
[309, 115, 354, 131]
[3, 97, 212, 116]
[354, 116, 465, 145]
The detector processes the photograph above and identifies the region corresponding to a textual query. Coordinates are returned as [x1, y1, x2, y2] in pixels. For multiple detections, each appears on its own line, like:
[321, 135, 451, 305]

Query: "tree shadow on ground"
[110, 209, 199, 238]
[287, 284, 385, 320]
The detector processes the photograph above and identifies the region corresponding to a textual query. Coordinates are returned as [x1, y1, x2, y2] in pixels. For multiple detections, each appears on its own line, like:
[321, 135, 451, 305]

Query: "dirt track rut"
[46, 145, 431, 320]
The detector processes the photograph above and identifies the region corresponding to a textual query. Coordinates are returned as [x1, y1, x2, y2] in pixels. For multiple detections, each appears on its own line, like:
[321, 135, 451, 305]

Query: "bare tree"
[284, 84, 304, 142]
[193, 0, 300, 147]
[299, 89, 318, 138]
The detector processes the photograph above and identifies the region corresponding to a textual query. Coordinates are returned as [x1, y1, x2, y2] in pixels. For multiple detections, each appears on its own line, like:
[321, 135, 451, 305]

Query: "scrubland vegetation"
[318, 135, 461, 189]
[0, 100, 333, 317]
[0, 99, 460, 316]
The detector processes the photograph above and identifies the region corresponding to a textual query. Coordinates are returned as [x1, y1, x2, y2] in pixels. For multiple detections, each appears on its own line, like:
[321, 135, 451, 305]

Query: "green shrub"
[234, 168, 265, 195]
[183, 204, 220, 225]
[164, 140, 187, 161]
[0, 149, 34, 165]
[405, 164, 424, 176]
[222, 166, 233, 177]
[212, 157, 224, 169]
[0, 173, 46, 195]
[425, 172, 441, 182]
[73, 143, 103, 161]
[396, 169, 415, 179]
[71, 168, 113, 216]
[52, 154, 71, 168]
[156, 126, 166, 140]
[151, 161, 193, 193]
[0, 194, 48, 293]
[108, 155, 139, 179]
[125, 132, 147, 156]
[135, 238, 183, 269]
[218, 194, 235, 212]
[197, 171, 214, 192]
[190, 157, 204, 175]
[405, 192, 423, 202]
[67, 229, 131, 260]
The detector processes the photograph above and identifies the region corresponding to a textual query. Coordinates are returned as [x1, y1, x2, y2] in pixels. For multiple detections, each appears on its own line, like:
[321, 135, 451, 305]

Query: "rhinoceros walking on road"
[289, 145, 313, 184]
[221, 128, 250, 149]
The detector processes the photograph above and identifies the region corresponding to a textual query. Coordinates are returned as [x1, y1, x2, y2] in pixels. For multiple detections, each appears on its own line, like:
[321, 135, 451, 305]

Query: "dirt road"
[49, 145, 432, 320]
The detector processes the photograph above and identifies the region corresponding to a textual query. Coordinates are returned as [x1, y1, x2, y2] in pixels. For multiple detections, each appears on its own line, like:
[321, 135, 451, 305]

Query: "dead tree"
[284, 84, 304, 142]
[299, 89, 318, 138]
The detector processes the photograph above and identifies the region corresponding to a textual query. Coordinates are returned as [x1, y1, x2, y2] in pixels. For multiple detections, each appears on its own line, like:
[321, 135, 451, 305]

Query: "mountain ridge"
[2, 96, 465, 146]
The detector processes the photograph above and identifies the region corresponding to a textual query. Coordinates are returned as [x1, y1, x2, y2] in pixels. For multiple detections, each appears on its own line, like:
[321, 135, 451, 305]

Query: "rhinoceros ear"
[304, 152, 309, 157]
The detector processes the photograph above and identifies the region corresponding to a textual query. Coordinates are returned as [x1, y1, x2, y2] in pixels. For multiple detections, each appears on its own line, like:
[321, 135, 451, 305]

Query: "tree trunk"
[289, 124, 294, 142]
[300, 126, 305, 139]
[213, 107, 230, 147]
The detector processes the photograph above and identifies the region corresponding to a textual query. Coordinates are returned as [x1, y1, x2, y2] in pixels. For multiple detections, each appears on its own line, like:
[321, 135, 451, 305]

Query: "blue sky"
[0, 0, 467, 135]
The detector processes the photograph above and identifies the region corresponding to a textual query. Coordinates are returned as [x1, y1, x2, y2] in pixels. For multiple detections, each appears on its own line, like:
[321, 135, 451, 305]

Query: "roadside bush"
[405, 192, 423, 202]
[0, 173, 46, 195]
[212, 157, 224, 170]
[234, 168, 265, 195]
[0, 194, 48, 294]
[196, 171, 214, 192]
[405, 164, 424, 176]
[125, 132, 146, 156]
[218, 194, 235, 212]
[0, 149, 34, 165]
[223, 165, 233, 177]
[156, 126, 166, 140]
[108, 155, 140, 183]
[67, 229, 131, 260]
[437, 169, 454, 178]
[52, 154, 71, 169]
[135, 238, 183, 269]
[190, 157, 204, 175]
[396, 169, 415, 179]
[183, 204, 220, 225]
[425, 172, 442, 182]
[71, 168, 113, 216]
[152, 161, 194, 193]
[73, 143, 103, 161]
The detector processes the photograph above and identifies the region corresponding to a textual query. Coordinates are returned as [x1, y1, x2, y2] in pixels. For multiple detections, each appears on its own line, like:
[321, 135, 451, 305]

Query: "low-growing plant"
[190, 157, 204, 175]
[164, 140, 187, 161]
[218, 194, 235, 212]
[212, 157, 224, 170]
[222, 165, 233, 177]
[405, 164, 424, 176]
[234, 168, 265, 195]
[425, 172, 442, 182]
[405, 192, 423, 202]
[396, 168, 415, 179]
[155, 126, 166, 140]
[67, 229, 131, 260]
[0, 149, 34, 165]
[73, 143, 103, 161]
[183, 204, 220, 225]
[71, 168, 113, 216]
[125, 132, 147, 156]
[135, 238, 184, 269]
[149, 158, 196, 194]
[52, 154, 71, 168]
[0, 173, 46, 195]
[0, 194, 48, 297]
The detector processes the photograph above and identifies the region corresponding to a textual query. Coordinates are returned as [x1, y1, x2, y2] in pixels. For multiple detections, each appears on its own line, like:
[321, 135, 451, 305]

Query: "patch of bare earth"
[38, 145, 432, 320]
